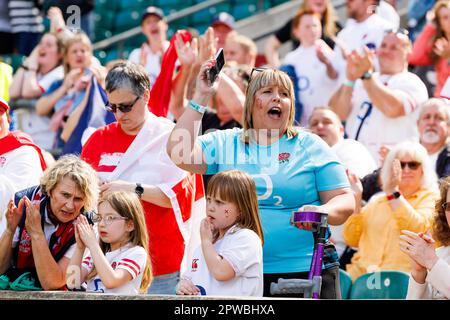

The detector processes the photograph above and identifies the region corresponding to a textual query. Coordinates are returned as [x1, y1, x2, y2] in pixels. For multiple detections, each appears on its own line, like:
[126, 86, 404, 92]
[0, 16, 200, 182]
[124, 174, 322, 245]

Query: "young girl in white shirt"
[66, 191, 152, 294]
[176, 169, 264, 297]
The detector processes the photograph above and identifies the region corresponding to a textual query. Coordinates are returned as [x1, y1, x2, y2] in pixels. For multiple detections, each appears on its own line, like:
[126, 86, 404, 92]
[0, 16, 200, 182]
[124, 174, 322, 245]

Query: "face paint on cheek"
[255, 97, 263, 109]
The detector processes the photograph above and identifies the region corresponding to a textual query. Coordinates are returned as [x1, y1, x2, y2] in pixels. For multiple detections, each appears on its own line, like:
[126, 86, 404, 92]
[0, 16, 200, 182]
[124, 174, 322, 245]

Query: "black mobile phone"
[207, 48, 225, 83]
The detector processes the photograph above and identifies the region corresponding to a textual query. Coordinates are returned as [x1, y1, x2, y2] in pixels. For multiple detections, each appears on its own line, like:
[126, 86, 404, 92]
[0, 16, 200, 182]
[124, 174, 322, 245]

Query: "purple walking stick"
[270, 211, 329, 299]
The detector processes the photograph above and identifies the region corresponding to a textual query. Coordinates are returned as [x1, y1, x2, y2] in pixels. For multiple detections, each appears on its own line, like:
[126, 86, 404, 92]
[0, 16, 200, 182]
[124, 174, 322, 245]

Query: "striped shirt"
[8, 0, 44, 33]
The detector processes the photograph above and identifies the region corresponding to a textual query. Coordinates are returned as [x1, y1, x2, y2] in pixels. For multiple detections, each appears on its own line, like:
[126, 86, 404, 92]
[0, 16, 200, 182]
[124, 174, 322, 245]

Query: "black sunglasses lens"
[400, 162, 420, 169]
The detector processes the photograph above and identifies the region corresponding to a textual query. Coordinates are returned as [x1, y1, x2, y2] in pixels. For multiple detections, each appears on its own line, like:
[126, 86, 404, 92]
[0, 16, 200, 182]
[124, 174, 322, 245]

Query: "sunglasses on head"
[105, 96, 140, 113]
[385, 28, 409, 37]
[400, 161, 421, 170]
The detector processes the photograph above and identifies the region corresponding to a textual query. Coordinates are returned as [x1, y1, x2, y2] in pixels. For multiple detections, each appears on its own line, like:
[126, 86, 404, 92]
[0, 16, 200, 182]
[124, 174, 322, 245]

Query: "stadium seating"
[349, 271, 410, 299]
[339, 269, 353, 300]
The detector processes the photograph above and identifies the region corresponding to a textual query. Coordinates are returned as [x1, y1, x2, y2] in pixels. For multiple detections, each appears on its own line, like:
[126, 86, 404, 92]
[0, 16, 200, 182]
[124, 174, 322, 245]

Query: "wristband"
[188, 100, 206, 115]
[343, 79, 355, 88]
[386, 191, 401, 201]
[20, 64, 29, 71]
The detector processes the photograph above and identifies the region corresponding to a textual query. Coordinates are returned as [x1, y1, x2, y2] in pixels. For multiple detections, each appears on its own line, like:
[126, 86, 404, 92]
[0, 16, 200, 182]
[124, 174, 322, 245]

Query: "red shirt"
[81, 122, 186, 276]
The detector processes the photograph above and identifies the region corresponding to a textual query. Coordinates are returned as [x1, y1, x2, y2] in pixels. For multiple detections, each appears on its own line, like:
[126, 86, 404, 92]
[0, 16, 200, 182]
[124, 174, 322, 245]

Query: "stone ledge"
[0, 290, 286, 300]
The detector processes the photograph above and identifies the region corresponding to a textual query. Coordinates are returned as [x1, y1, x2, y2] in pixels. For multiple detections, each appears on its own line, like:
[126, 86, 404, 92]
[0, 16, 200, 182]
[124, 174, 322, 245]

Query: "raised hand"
[383, 158, 401, 194]
[24, 197, 44, 238]
[192, 60, 219, 103]
[347, 169, 363, 211]
[175, 32, 198, 67]
[196, 27, 216, 66]
[5, 198, 25, 233]
[48, 6, 66, 33]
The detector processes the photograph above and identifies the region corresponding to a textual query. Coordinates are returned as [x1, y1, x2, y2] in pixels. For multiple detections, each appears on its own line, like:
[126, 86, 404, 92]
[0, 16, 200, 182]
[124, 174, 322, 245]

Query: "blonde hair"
[380, 141, 438, 191]
[87, 191, 152, 293]
[226, 34, 257, 58]
[299, 0, 338, 38]
[40, 155, 99, 212]
[62, 32, 92, 74]
[243, 68, 297, 142]
[207, 170, 264, 245]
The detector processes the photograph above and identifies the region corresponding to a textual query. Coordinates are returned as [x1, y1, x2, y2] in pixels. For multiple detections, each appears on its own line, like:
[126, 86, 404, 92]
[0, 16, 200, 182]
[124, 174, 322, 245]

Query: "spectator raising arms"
[67, 191, 152, 294]
[402, 176, 450, 299]
[177, 170, 264, 297]
[81, 61, 204, 295]
[329, 30, 428, 164]
[167, 64, 354, 298]
[9, 32, 64, 151]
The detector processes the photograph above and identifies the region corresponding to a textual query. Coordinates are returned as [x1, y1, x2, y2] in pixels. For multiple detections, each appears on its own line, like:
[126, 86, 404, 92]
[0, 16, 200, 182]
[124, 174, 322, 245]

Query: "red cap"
[0, 98, 9, 112]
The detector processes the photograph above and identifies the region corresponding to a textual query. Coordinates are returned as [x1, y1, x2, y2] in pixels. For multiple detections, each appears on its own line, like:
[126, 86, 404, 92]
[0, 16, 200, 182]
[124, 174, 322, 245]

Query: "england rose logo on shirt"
[0, 156, 6, 167]
[191, 258, 199, 272]
[278, 152, 290, 164]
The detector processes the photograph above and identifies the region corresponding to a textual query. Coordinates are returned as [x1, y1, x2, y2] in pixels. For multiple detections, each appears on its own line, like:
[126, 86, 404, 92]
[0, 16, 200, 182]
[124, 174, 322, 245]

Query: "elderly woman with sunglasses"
[343, 141, 440, 281]
[167, 61, 355, 298]
[401, 176, 450, 299]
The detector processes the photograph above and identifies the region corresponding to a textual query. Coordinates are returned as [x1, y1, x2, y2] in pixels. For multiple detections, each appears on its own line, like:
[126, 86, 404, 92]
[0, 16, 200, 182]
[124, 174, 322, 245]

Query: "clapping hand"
[346, 47, 374, 81]
[24, 197, 44, 238]
[5, 198, 25, 234]
[76, 215, 97, 249]
[383, 159, 401, 194]
[399, 230, 438, 270]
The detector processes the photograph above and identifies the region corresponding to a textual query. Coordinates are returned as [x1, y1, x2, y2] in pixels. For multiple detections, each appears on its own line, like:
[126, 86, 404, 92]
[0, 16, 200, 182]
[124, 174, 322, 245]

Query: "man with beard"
[417, 98, 450, 178]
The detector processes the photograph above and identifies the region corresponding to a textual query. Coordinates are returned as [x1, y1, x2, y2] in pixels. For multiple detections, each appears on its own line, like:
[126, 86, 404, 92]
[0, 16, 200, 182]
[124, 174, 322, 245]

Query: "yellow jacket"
[343, 188, 439, 281]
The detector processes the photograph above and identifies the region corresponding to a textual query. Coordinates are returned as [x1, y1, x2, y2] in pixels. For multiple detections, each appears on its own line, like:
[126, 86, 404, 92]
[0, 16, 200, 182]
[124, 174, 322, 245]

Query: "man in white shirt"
[417, 98, 450, 178]
[333, 0, 393, 79]
[128, 6, 170, 87]
[329, 30, 429, 164]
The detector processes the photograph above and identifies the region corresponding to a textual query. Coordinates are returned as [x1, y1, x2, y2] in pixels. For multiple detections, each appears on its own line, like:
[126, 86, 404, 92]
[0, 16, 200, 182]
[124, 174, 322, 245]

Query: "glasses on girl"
[106, 96, 140, 113]
[399, 161, 421, 170]
[92, 214, 129, 225]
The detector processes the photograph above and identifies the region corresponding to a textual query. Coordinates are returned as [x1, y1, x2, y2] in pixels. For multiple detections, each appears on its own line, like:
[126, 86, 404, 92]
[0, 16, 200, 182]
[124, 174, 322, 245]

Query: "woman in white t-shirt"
[9, 32, 64, 150]
[176, 170, 264, 297]
[67, 191, 152, 294]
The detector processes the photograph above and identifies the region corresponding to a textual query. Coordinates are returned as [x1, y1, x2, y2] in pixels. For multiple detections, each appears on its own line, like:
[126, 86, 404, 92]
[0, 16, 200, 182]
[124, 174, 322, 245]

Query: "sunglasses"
[106, 96, 140, 113]
[400, 161, 421, 170]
